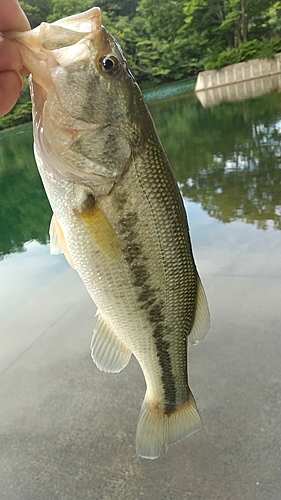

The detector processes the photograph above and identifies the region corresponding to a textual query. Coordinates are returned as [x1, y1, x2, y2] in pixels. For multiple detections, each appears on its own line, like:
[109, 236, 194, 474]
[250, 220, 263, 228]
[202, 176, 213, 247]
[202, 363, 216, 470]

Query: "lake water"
[0, 86, 281, 499]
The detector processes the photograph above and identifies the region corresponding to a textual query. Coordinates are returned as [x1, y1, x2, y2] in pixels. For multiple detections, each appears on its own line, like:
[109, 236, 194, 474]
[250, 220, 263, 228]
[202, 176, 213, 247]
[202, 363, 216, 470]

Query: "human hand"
[0, 0, 30, 117]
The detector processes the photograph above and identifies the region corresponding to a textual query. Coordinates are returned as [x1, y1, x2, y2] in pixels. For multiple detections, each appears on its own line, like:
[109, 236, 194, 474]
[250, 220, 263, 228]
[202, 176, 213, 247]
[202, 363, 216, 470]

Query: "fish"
[6, 7, 210, 459]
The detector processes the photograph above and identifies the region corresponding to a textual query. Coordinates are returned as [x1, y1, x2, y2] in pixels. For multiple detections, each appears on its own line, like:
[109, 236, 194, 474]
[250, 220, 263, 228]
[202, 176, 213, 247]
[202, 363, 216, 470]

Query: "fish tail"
[136, 392, 202, 459]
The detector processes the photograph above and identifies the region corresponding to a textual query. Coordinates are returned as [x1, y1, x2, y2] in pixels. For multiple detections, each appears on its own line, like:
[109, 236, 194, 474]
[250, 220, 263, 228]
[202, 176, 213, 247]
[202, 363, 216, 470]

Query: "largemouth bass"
[7, 7, 210, 459]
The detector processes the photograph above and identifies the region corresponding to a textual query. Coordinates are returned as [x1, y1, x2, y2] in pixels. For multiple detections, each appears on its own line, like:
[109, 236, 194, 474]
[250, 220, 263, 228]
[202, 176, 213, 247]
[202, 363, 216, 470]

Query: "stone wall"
[196, 73, 281, 108]
[195, 53, 281, 92]
[195, 53, 281, 107]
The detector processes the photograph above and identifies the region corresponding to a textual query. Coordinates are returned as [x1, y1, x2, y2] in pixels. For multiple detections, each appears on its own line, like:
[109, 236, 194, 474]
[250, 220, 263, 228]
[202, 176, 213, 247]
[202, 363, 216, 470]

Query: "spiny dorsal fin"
[75, 194, 121, 260]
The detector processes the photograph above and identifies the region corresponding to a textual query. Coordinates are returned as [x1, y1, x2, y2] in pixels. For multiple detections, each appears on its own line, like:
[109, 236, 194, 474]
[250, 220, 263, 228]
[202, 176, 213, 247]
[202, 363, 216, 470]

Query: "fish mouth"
[6, 8, 131, 191]
[4, 7, 103, 90]
[52, 6, 102, 33]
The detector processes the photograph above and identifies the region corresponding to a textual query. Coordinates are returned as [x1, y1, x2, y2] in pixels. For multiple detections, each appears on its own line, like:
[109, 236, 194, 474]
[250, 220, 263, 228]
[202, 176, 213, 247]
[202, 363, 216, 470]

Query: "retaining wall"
[195, 53, 281, 91]
[195, 53, 281, 107]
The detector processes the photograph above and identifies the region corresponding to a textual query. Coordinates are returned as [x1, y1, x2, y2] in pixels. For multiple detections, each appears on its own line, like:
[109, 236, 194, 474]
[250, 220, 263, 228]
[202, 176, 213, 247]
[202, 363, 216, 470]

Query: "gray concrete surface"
[1, 208, 281, 500]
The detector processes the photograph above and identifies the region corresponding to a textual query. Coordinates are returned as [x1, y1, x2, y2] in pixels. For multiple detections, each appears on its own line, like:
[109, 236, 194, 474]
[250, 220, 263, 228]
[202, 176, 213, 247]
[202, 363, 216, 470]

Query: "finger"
[20, 66, 30, 77]
[0, 36, 23, 73]
[0, 70, 23, 117]
[0, 0, 30, 32]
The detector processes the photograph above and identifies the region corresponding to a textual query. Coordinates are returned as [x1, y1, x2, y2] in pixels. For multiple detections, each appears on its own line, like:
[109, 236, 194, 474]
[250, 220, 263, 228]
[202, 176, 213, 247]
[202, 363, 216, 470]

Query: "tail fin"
[136, 392, 202, 459]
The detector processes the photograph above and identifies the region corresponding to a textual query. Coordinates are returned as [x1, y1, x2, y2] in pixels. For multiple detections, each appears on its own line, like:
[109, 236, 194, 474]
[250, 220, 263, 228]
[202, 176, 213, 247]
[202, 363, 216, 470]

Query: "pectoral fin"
[49, 214, 75, 269]
[91, 312, 131, 373]
[75, 195, 121, 260]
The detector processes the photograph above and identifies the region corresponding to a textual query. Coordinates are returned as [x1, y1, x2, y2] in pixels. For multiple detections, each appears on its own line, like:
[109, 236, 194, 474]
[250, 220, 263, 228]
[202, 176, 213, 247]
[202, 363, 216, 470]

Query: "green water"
[150, 91, 281, 230]
[0, 88, 280, 259]
[0, 125, 52, 257]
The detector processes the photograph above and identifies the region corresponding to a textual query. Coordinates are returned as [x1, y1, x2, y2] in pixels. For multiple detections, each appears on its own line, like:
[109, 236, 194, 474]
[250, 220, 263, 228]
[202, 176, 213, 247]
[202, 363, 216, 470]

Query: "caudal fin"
[136, 392, 202, 459]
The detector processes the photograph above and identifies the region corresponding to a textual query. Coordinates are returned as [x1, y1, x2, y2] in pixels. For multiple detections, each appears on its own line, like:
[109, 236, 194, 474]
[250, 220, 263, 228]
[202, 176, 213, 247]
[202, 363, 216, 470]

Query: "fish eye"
[99, 54, 120, 76]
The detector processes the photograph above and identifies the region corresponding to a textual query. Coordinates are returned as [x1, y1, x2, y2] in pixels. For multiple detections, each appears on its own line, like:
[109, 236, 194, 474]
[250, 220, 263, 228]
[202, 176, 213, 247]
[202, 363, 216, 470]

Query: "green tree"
[133, 0, 201, 84]
[183, 0, 279, 68]
[47, 0, 94, 21]
[19, 0, 52, 28]
[268, 1, 281, 36]
[48, 0, 138, 21]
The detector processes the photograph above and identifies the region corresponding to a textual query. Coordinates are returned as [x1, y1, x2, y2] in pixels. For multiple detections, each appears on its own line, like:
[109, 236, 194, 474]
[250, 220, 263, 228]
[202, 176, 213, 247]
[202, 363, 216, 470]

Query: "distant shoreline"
[0, 79, 197, 132]
[0, 121, 32, 135]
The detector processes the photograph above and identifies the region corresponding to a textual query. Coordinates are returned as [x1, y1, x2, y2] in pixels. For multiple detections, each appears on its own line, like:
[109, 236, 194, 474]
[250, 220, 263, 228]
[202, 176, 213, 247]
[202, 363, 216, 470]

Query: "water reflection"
[0, 125, 52, 258]
[196, 73, 281, 108]
[0, 89, 281, 260]
[150, 90, 281, 230]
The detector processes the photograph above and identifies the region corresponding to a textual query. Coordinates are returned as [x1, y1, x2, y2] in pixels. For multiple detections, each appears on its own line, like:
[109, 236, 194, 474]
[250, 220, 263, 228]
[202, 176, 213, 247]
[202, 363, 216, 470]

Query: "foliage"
[19, 0, 52, 28]
[2, 0, 281, 128]
[47, 0, 94, 22]
[206, 37, 281, 69]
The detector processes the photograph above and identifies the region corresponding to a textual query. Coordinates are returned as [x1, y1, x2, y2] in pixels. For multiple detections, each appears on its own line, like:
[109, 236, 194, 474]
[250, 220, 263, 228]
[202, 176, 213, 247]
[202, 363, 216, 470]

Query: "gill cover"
[6, 7, 132, 190]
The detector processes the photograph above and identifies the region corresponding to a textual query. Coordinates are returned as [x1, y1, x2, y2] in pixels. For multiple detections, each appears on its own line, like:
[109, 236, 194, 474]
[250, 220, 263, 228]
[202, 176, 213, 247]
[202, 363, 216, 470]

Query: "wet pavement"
[1, 204, 280, 500]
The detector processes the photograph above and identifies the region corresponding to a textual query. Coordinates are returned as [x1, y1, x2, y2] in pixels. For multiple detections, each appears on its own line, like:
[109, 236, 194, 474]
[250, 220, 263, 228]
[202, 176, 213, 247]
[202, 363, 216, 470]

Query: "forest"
[1, 0, 281, 129]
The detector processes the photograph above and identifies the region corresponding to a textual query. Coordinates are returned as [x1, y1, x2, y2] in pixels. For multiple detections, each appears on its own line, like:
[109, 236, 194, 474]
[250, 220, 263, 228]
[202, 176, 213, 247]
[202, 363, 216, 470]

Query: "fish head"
[7, 7, 144, 192]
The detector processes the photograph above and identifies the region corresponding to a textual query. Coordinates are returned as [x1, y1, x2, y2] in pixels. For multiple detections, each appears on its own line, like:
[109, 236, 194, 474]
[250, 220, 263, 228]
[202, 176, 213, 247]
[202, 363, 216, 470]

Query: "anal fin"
[188, 275, 210, 345]
[91, 312, 131, 373]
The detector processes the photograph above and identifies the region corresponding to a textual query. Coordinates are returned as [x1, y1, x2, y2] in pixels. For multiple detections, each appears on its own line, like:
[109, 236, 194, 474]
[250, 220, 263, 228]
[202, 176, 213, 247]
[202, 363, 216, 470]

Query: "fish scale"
[132, 145, 197, 405]
[6, 6, 210, 459]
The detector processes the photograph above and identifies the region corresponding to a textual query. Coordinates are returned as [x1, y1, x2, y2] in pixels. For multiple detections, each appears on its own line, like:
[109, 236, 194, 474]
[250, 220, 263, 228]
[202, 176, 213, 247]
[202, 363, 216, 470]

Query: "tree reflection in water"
[0, 87, 281, 259]
[151, 90, 281, 230]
